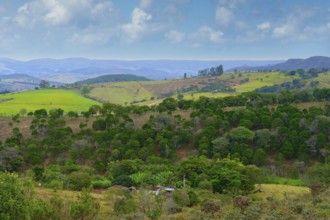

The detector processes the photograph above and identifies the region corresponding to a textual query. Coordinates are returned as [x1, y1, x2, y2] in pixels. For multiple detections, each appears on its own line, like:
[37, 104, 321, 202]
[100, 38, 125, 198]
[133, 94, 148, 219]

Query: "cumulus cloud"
[122, 8, 152, 42]
[70, 32, 109, 45]
[257, 22, 271, 30]
[165, 30, 185, 43]
[14, 0, 115, 28]
[215, 0, 245, 26]
[215, 7, 233, 26]
[191, 26, 224, 44]
[139, 0, 152, 9]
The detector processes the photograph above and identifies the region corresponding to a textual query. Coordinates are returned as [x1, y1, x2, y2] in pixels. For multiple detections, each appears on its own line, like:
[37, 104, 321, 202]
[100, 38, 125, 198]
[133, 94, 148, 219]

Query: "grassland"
[85, 71, 306, 105]
[34, 184, 312, 219]
[88, 81, 153, 105]
[0, 89, 100, 116]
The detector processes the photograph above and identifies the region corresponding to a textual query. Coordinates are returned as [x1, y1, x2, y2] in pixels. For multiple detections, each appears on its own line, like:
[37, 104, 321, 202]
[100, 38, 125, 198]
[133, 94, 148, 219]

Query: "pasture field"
[0, 89, 100, 115]
[88, 81, 153, 105]
[86, 71, 307, 105]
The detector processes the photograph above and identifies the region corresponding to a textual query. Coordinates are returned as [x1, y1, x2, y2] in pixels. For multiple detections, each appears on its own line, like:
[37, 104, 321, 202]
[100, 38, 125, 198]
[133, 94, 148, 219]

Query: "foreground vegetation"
[0, 87, 329, 219]
[3, 171, 330, 220]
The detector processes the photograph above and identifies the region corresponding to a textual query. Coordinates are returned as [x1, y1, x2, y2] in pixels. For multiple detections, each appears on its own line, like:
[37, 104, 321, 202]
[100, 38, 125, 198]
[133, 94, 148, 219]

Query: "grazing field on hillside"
[0, 89, 100, 115]
[88, 81, 153, 105]
[85, 71, 309, 105]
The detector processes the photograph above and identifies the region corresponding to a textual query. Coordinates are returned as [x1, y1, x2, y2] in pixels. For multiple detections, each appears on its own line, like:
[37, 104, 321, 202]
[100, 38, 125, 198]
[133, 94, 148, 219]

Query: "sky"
[0, 0, 329, 60]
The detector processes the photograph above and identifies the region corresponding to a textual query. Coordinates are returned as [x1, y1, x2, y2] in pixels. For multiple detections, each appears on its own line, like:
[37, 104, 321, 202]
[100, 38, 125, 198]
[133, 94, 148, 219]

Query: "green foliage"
[70, 188, 100, 220]
[172, 189, 190, 207]
[0, 172, 31, 220]
[307, 162, 330, 186]
[114, 197, 137, 216]
[78, 74, 150, 84]
[229, 126, 255, 142]
[66, 172, 92, 190]
[112, 175, 136, 187]
[208, 158, 259, 194]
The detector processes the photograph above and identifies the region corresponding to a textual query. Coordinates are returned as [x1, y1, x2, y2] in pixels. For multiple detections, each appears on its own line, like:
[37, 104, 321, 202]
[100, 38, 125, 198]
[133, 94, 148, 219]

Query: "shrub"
[201, 199, 221, 216]
[172, 189, 190, 207]
[233, 196, 252, 211]
[70, 188, 100, 220]
[48, 180, 63, 192]
[66, 172, 92, 190]
[112, 175, 136, 187]
[198, 180, 213, 191]
[114, 198, 137, 215]
[91, 180, 112, 189]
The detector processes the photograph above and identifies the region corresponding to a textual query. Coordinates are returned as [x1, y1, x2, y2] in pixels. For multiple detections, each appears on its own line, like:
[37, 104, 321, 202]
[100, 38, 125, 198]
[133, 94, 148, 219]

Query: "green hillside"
[77, 74, 151, 84]
[83, 71, 330, 105]
[0, 89, 100, 115]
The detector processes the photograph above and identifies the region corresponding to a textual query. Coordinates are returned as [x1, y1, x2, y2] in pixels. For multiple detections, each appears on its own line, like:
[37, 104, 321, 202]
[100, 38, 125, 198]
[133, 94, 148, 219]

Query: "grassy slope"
[88, 81, 153, 105]
[86, 71, 308, 105]
[0, 89, 100, 115]
[35, 184, 311, 219]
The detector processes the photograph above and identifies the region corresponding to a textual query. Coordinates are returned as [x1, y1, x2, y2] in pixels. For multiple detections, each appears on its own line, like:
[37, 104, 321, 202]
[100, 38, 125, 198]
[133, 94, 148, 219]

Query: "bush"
[66, 172, 92, 190]
[48, 180, 63, 192]
[201, 199, 221, 216]
[91, 180, 112, 189]
[172, 189, 190, 207]
[166, 200, 182, 214]
[233, 196, 252, 211]
[198, 180, 213, 191]
[187, 190, 199, 207]
[70, 188, 100, 220]
[112, 175, 136, 187]
[0, 173, 30, 219]
[114, 198, 137, 215]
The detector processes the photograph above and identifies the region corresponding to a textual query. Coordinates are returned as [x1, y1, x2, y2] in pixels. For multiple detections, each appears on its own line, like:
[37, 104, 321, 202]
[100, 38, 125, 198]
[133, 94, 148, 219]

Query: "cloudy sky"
[0, 0, 329, 60]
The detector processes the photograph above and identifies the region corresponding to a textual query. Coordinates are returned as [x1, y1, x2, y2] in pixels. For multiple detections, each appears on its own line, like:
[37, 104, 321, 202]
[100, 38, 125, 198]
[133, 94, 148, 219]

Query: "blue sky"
[0, 0, 329, 60]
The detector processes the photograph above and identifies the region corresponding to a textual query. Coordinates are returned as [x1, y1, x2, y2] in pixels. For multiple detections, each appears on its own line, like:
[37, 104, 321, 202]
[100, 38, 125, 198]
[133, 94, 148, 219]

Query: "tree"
[70, 188, 100, 220]
[39, 80, 50, 88]
[229, 126, 255, 142]
[0, 172, 31, 219]
[81, 86, 91, 95]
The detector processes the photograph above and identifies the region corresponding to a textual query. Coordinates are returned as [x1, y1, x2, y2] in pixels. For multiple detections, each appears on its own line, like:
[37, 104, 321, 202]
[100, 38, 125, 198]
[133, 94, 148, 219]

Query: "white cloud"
[273, 24, 292, 37]
[215, 7, 233, 26]
[14, 0, 115, 28]
[70, 32, 109, 45]
[257, 22, 271, 30]
[192, 26, 224, 44]
[44, 3, 70, 25]
[122, 8, 152, 42]
[215, 0, 246, 27]
[139, 0, 152, 9]
[165, 30, 185, 43]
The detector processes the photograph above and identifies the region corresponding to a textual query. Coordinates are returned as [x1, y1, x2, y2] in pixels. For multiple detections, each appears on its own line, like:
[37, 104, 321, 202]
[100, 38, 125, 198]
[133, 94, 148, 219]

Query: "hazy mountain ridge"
[228, 56, 330, 72]
[0, 74, 64, 93]
[0, 58, 283, 83]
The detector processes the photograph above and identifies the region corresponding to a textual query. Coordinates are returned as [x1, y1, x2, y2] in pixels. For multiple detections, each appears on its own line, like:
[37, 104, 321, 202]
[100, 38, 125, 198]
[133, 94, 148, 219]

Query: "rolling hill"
[0, 74, 64, 93]
[229, 56, 330, 72]
[76, 74, 151, 84]
[0, 58, 283, 83]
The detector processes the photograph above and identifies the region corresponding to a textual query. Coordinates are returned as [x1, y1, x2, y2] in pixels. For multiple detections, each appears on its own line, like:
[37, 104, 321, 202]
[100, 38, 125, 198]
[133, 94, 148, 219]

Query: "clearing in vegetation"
[0, 89, 100, 116]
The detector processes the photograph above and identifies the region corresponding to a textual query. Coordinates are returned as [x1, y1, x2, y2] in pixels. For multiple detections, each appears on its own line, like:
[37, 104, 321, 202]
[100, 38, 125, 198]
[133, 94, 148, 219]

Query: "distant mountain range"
[1, 56, 329, 93]
[0, 74, 63, 93]
[0, 58, 283, 83]
[228, 56, 330, 72]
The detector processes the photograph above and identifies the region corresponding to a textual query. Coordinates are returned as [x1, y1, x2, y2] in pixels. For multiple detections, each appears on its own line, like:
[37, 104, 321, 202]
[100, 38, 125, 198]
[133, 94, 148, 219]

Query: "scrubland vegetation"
[0, 85, 329, 219]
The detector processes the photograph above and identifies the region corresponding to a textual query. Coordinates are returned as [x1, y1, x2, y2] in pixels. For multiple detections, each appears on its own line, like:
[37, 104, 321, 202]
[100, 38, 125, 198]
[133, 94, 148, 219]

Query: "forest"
[0, 88, 329, 219]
